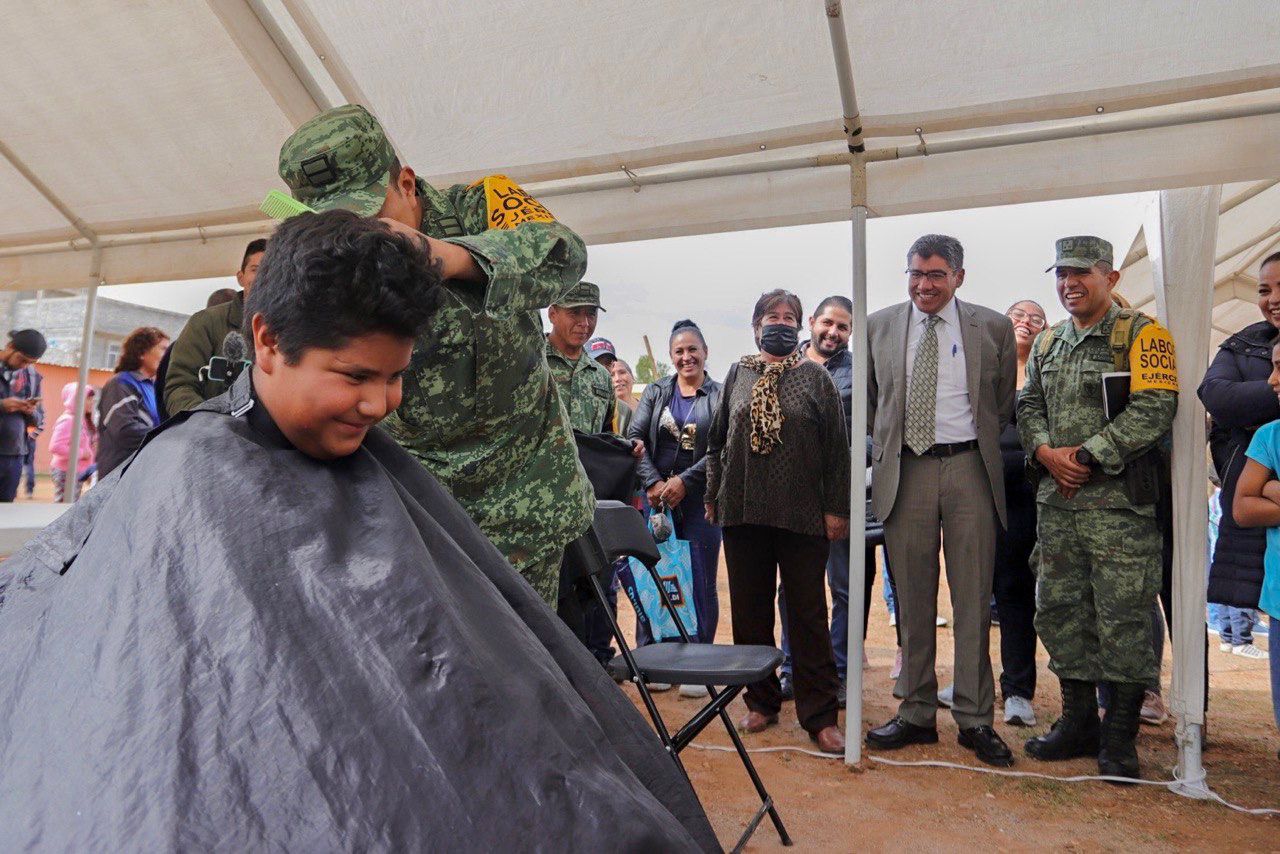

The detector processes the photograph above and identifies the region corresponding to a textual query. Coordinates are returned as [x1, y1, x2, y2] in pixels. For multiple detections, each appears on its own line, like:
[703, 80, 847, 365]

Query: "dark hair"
[669, 318, 707, 348]
[813, 295, 853, 317]
[206, 287, 240, 309]
[245, 210, 442, 363]
[1261, 251, 1280, 273]
[906, 234, 964, 271]
[751, 289, 803, 329]
[1006, 299, 1046, 315]
[241, 239, 267, 271]
[114, 327, 169, 373]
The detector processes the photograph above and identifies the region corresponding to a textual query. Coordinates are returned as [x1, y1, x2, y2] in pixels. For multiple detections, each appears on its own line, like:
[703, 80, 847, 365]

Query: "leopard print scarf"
[739, 350, 803, 455]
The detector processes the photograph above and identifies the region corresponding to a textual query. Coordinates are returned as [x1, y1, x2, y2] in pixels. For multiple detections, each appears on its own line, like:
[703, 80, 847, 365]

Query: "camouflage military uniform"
[546, 342, 615, 434]
[279, 105, 594, 605]
[1018, 304, 1177, 684]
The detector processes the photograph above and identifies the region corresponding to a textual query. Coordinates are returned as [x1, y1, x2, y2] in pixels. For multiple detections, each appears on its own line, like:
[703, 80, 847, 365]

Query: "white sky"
[100, 192, 1152, 373]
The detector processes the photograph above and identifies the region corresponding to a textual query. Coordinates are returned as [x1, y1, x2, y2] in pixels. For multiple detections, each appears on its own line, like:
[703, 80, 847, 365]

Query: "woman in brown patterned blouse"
[705, 289, 851, 755]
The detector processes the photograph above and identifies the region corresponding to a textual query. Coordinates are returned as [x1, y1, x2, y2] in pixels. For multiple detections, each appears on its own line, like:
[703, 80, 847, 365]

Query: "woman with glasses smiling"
[993, 299, 1048, 728]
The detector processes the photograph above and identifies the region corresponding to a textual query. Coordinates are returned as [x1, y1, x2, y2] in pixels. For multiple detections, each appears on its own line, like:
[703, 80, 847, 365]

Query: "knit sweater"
[705, 357, 850, 537]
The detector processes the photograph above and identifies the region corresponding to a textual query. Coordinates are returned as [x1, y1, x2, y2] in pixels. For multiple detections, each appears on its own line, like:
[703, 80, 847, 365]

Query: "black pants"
[0, 455, 22, 502]
[724, 524, 840, 734]
[993, 484, 1037, 701]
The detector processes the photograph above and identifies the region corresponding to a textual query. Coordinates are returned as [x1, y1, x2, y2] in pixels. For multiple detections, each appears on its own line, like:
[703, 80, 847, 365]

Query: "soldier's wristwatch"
[1074, 448, 1095, 467]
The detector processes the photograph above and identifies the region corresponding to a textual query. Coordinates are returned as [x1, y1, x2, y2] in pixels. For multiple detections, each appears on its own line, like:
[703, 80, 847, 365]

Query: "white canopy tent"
[2, 0, 1278, 793]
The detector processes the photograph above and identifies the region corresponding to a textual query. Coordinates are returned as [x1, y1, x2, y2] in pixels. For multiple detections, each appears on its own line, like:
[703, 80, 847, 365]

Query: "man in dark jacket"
[163, 240, 264, 417]
[0, 330, 47, 502]
[1197, 251, 1280, 615]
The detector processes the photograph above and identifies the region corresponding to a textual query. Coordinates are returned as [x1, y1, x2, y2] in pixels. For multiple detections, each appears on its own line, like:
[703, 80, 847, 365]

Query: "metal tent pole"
[64, 248, 102, 505]
[822, 0, 868, 766]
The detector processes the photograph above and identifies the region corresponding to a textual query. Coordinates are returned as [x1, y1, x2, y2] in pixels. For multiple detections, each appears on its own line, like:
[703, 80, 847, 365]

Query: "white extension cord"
[684, 741, 1280, 817]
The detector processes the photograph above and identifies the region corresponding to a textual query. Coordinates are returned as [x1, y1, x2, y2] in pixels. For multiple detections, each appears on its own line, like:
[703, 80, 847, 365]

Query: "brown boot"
[737, 710, 778, 734]
[811, 725, 845, 755]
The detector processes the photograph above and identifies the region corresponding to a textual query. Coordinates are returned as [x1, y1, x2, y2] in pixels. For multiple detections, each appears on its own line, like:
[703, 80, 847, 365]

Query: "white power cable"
[684, 741, 1280, 816]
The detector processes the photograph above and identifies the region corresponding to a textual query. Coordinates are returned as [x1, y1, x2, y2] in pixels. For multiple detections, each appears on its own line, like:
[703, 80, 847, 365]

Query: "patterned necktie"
[905, 315, 941, 455]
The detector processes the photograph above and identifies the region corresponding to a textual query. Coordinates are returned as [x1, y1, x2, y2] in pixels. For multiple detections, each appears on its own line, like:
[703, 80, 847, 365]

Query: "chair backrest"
[592, 501, 660, 569]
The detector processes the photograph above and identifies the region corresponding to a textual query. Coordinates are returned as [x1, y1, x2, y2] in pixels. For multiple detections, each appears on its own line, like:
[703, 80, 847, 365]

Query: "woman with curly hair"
[96, 326, 169, 477]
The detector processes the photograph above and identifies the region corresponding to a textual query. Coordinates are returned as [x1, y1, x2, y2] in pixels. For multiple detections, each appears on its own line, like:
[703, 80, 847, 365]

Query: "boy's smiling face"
[251, 314, 412, 460]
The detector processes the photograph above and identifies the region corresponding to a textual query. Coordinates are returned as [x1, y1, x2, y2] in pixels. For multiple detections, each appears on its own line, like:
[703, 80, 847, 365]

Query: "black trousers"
[993, 483, 1037, 701]
[724, 524, 840, 734]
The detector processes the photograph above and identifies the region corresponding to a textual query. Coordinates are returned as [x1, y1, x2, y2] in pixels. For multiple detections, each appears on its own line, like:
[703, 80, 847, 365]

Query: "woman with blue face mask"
[704, 288, 852, 755]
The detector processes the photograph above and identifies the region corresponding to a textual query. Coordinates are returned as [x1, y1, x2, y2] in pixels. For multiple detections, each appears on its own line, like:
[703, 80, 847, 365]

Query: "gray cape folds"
[0, 373, 718, 852]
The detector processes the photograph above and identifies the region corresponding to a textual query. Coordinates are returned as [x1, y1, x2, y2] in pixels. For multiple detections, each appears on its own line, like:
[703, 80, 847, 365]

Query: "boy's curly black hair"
[246, 210, 442, 363]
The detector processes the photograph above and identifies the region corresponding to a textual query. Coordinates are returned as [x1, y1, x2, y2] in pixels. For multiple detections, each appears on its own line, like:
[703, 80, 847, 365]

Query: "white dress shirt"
[904, 297, 977, 443]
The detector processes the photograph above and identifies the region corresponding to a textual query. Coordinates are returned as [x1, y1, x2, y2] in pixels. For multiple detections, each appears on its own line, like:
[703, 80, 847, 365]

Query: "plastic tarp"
[2, 1, 1280, 288]
[0, 376, 718, 851]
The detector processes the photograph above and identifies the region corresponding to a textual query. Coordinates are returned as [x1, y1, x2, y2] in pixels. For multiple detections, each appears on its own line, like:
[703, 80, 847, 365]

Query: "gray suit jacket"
[866, 298, 1017, 527]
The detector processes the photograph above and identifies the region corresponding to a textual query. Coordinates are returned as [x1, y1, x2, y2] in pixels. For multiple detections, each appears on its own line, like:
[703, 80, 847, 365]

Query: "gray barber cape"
[0, 373, 718, 852]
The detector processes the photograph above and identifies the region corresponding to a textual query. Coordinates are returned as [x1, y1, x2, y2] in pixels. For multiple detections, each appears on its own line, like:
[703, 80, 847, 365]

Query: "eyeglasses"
[906, 269, 952, 283]
[1007, 308, 1047, 329]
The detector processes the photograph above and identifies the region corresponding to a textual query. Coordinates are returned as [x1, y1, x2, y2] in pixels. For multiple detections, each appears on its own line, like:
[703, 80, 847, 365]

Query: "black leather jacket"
[628, 373, 722, 491]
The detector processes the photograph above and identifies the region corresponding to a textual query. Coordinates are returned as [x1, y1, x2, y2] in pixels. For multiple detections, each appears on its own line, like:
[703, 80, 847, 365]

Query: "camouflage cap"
[554, 281, 605, 311]
[278, 105, 396, 217]
[1046, 235, 1114, 272]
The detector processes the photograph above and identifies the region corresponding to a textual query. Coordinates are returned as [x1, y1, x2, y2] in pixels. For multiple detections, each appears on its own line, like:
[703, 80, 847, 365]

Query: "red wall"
[30, 363, 113, 475]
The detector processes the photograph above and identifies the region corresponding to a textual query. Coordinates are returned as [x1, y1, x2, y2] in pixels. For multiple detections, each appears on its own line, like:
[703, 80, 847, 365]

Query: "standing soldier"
[1018, 236, 1178, 780]
[277, 105, 593, 606]
[545, 282, 615, 434]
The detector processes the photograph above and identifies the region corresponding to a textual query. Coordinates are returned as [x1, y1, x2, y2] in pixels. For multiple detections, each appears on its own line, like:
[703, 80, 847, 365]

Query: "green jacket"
[383, 178, 594, 574]
[164, 295, 244, 418]
[545, 340, 616, 434]
[1018, 305, 1178, 513]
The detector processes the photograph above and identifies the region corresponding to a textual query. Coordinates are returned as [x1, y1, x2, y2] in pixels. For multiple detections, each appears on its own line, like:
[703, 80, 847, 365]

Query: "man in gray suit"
[864, 234, 1017, 766]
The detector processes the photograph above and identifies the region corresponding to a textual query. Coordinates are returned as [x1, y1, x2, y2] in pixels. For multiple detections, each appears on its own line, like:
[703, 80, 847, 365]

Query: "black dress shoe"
[780, 672, 794, 701]
[865, 716, 939, 750]
[959, 725, 1014, 767]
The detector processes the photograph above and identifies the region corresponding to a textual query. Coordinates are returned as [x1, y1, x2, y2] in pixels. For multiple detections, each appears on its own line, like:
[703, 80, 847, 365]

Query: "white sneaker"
[646, 682, 672, 692]
[937, 684, 955, 708]
[1003, 695, 1037, 727]
[936, 615, 949, 627]
[889, 612, 897, 627]
[679, 684, 710, 698]
[1219, 642, 1233, 653]
[1233, 643, 1269, 660]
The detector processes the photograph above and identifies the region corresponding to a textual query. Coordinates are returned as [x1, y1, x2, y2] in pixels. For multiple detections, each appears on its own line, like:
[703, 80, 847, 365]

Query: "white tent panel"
[0, 0, 293, 241]
[0, 159, 69, 245]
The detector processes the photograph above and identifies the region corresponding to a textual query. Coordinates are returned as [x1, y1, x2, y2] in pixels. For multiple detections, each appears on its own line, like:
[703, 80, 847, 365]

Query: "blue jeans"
[1220, 606, 1258, 646]
[882, 561, 897, 617]
[21, 444, 36, 497]
[0, 455, 21, 502]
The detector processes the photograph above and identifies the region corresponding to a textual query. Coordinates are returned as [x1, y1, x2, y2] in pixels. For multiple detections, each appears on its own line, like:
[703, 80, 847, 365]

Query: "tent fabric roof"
[3, 0, 1280, 289]
[1120, 179, 1280, 348]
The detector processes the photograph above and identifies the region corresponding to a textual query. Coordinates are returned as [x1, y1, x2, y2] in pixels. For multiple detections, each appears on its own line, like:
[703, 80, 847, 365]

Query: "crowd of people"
[0, 101, 1276, 845]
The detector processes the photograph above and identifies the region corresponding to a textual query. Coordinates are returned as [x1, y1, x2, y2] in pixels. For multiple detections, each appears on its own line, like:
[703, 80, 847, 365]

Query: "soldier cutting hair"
[1018, 236, 1178, 780]
[277, 105, 592, 605]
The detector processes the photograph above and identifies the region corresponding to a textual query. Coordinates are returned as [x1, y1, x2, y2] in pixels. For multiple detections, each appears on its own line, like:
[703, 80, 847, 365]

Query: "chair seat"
[609, 642, 782, 686]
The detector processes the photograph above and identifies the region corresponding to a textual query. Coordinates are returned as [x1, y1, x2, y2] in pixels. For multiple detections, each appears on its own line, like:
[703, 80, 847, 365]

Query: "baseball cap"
[8, 329, 47, 359]
[554, 281, 605, 311]
[587, 337, 617, 364]
[1046, 236, 1114, 272]
[278, 105, 396, 217]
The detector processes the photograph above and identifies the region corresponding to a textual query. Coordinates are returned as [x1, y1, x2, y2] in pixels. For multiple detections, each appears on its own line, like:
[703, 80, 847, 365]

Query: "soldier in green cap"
[545, 281, 616, 434]
[1018, 235, 1178, 780]
[277, 104, 593, 606]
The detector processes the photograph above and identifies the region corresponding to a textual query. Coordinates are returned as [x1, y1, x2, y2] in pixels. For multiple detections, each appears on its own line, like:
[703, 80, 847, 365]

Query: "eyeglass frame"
[1007, 307, 1047, 329]
[905, 269, 956, 283]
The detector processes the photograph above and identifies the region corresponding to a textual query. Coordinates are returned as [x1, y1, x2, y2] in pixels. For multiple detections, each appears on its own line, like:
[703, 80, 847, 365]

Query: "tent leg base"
[1172, 723, 1210, 799]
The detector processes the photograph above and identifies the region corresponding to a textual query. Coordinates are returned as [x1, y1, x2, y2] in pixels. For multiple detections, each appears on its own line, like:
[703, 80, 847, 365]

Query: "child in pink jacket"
[49, 382, 97, 501]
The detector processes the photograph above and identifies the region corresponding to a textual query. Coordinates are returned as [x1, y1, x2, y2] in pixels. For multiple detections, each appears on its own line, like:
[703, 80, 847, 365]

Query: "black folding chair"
[563, 500, 791, 851]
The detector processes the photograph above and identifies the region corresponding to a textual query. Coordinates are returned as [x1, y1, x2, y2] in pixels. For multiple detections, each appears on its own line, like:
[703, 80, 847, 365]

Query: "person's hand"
[1035, 444, 1090, 491]
[646, 482, 665, 509]
[630, 439, 645, 459]
[824, 513, 849, 542]
[1, 398, 28, 413]
[704, 502, 717, 524]
[660, 476, 687, 508]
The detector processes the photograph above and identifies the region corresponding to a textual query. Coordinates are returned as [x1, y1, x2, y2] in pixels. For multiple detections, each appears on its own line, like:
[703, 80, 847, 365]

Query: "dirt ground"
[614, 552, 1279, 852]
